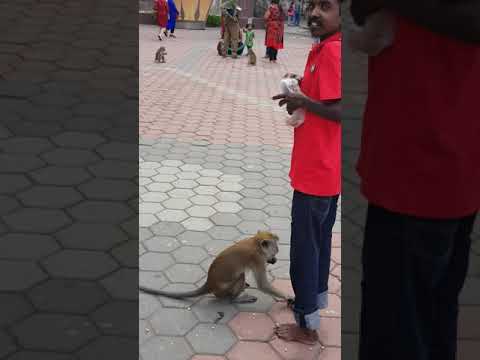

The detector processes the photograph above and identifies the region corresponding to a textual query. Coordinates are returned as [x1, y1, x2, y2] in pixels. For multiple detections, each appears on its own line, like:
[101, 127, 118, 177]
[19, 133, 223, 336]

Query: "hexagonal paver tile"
[0, 294, 33, 328]
[237, 221, 268, 235]
[151, 221, 185, 236]
[147, 182, 174, 192]
[150, 307, 199, 336]
[69, 201, 133, 223]
[180, 164, 202, 172]
[31, 166, 91, 185]
[214, 202, 242, 213]
[163, 198, 192, 210]
[217, 182, 243, 192]
[197, 177, 221, 186]
[91, 301, 137, 336]
[234, 289, 275, 312]
[56, 223, 127, 250]
[177, 171, 200, 180]
[187, 205, 216, 218]
[140, 202, 165, 214]
[156, 283, 198, 308]
[17, 186, 82, 208]
[140, 336, 193, 360]
[319, 294, 341, 318]
[42, 250, 118, 279]
[3, 208, 71, 233]
[318, 347, 340, 360]
[190, 194, 218, 206]
[140, 253, 174, 271]
[204, 240, 232, 256]
[165, 264, 205, 283]
[238, 209, 268, 222]
[216, 192, 243, 202]
[157, 209, 188, 222]
[268, 302, 296, 325]
[8, 352, 76, 360]
[173, 246, 208, 264]
[101, 268, 137, 300]
[211, 213, 242, 226]
[162, 160, 183, 167]
[168, 188, 195, 199]
[144, 236, 180, 252]
[208, 226, 242, 241]
[316, 317, 341, 347]
[141, 192, 168, 203]
[173, 179, 198, 189]
[0, 234, 58, 260]
[53, 132, 104, 149]
[12, 314, 98, 352]
[186, 323, 237, 355]
[239, 198, 267, 210]
[240, 188, 266, 199]
[182, 217, 214, 231]
[157, 166, 181, 175]
[229, 312, 275, 341]
[77, 336, 137, 360]
[264, 205, 291, 218]
[152, 174, 177, 183]
[177, 231, 213, 246]
[0, 174, 31, 194]
[270, 338, 322, 360]
[0, 331, 16, 358]
[139, 292, 161, 319]
[194, 185, 220, 196]
[265, 217, 290, 230]
[140, 214, 159, 227]
[140, 271, 169, 291]
[0, 261, 47, 291]
[192, 297, 239, 324]
[28, 279, 108, 314]
[199, 169, 222, 177]
[227, 342, 281, 360]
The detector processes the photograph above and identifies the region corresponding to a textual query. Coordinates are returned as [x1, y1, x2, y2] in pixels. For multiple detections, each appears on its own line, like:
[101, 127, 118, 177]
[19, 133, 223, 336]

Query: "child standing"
[243, 24, 255, 55]
[154, 0, 169, 41]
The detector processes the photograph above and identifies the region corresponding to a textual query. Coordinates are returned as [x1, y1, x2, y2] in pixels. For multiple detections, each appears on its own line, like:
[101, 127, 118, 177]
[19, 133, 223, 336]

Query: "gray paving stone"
[52, 132, 104, 149]
[140, 202, 165, 214]
[192, 297, 239, 324]
[157, 167, 180, 175]
[0, 261, 47, 291]
[92, 301, 137, 336]
[237, 221, 268, 235]
[202, 162, 223, 170]
[150, 307, 199, 336]
[144, 236, 181, 252]
[242, 164, 265, 172]
[194, 185, 220, 195]
[78, 179, 137, 201]
[234, 289, 275, 312]
[0, 234, 59, 260]
[190, 194, 217, 206]
[172, 179, 198, 189]
[69, 201, 133, 223]
[211, 213, 242, 226]
[215, 191, 243, 202]
[42, 250, 118, 279]
[157, 209, 188, 222]
[177, 231, 213, 246]
[265, 217, 290, 230]
[139, 292, 161, 319]
[264, 194, 291, 206]
[217, 181, 243, 192]
[173, 246, 208, 264]
[139, 271, 169, 291]
[198, 169, 222, 177]
[269, 261, 291, 279]
[264, 205, 291, 218]
[239, 198, 268, 209]
[140, 214, 159, 227]
[88, 160, 136, 179]
[238, 209, 268, 222]
[3, 208, 71, 233]
[140, 168, 157, 178]
[186, 205, 216, 218]
[0, 331, 16, 358]
[111, 240, 137, 267]
[241, 179, 266, 189]
[240, 188, 266, 198]
[152, 174, 177, 183]
[208, 226, 242, 241]
[165, 263, 206, 283]
[140, 319, 154, 345]
[263, 169, 285, 178]
[182, 217, 214, 231]
[140, 253, 174, 271]
[186, 323, 237, 355]
[31, 166, 91, 185]
[168, 188, 195, 199]
[277, 244, 290, 261]
[141, 192, 168, 202]
[101, 268, 137, 300]
[139, 177, 152, 186]
[264, 177, 289, 186]
[0, 294, 33, 328]
[151, 221, 185, 237]
[17, 185, 82, 209]
[163, 198, 192, 210]
[161, 160, 183, 167]
[176, 171, 200, 180]
[157, 283, 198, 308]
[77, 336, 137, 360]
[180, 164, 202, 172]
[28, 279, 109, 314]
[214, 202, 241, 213]
[0, 174, 31, 194]
[0, 153, 45, 172]
[196, 176, 221, 186]
[140, 336, 193, 360]
[204, 240, 232, 256]
[146, 182, 174, 192]
[41, 148, 99, 167]
[140, 227, 154, 242]
[12, 314, 98, 352]
[263, 185, 289, 195]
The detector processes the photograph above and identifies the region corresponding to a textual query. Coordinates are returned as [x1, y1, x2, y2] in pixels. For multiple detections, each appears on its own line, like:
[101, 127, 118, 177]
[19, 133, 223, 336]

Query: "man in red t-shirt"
[351, 1, 480, 359]
[272, 0, 342, 345]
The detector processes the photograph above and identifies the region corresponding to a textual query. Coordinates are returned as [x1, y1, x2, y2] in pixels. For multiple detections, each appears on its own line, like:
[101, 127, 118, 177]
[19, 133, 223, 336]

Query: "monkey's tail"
[139, 282, 209, 299]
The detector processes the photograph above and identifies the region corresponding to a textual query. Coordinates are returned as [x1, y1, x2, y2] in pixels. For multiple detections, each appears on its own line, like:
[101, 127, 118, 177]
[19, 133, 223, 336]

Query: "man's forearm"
[382, 0, 480, 44]
[303, 98, 341, 123]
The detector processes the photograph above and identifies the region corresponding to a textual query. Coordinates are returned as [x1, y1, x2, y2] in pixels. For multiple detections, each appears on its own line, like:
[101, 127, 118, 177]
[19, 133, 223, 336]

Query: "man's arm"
[302, 98, 341, 123]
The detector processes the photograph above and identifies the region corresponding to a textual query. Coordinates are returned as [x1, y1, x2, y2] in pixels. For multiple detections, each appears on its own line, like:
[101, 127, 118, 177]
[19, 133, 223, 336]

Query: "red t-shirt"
[289, 32, 342, 196]
[357, 16, 480, 218]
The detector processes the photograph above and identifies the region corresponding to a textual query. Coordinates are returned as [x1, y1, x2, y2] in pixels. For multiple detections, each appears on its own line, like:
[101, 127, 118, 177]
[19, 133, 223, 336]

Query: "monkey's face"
[256, 231, 280, 264]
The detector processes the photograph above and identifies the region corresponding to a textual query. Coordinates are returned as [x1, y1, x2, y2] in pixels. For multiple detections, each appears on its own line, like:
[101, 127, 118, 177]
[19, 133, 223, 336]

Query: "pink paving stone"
[317, 317, 341, 347]
[228, 312, 276, 341]
[331, 247, 341, 265]
[191, 356, 226, 360]
[270, 338, 322, 360]
[319, 294, 341, 318]
[332, 233, 341, 248]
[271, 280, 294, 298]
[227, 341, 282, 360]
[328, 276, 341, 294]
[268, 302, 295, 325]
[317, 347, 341, 360]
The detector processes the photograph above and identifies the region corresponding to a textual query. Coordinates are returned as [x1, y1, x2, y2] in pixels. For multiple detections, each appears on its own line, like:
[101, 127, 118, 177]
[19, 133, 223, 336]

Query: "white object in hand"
[280, 78, 305, 128]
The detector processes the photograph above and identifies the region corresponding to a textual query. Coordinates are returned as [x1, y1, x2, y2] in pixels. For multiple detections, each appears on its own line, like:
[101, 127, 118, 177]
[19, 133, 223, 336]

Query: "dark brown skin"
[351, 0, 480, 44]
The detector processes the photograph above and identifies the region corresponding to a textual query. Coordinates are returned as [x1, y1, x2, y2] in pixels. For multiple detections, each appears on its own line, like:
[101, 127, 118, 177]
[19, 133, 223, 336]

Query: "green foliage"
[207, 15, 221, 27]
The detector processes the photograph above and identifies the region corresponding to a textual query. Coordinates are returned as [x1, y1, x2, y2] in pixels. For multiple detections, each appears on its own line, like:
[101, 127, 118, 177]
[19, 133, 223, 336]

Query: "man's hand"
[272, 93, 307, 114]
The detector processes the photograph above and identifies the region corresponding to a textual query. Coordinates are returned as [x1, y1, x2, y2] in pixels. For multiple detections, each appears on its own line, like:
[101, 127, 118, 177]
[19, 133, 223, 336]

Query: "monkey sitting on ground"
[247, 48, 256, 66]
[217, 40, 225, 56]
[140, 231, 290, 303]
[154, 46, 166, 63]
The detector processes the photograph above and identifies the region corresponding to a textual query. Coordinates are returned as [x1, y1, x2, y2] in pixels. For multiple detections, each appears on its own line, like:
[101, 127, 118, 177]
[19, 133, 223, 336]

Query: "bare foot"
[275, 324, 319, 345]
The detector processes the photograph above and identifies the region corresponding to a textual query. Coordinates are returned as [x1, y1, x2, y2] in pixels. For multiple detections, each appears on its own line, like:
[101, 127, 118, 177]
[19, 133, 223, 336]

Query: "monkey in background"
[247, 48, 256, 66]
[140, 231, 291, 303]
[155, 46, 166, 63]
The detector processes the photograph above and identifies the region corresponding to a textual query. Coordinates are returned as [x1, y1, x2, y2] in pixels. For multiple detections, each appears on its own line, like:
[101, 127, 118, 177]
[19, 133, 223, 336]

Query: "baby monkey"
[155, 46, 167, 63]
[247, 48, 256, 66]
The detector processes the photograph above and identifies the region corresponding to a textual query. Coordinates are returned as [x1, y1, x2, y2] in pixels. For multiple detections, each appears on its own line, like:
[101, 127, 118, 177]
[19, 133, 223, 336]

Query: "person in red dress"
[154, 0, 169, 41]
[264, 0, 285, 62]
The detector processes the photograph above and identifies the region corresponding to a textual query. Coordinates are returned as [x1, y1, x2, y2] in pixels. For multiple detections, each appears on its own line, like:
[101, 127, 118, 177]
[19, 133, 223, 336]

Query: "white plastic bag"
[280, 78, 305, 128]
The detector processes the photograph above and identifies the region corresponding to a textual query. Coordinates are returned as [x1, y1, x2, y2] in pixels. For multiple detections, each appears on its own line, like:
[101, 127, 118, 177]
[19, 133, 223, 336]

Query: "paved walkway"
[342, 5, 480, 359]
[139, 25, 341, 360]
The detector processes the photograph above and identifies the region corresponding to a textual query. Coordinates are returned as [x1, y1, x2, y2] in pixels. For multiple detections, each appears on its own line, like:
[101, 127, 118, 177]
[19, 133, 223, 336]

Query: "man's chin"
[309, 28, 324, 38]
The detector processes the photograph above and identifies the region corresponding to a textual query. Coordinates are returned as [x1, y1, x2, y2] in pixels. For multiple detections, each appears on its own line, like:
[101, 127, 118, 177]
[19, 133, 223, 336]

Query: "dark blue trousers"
[290, 190, 339, 329]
